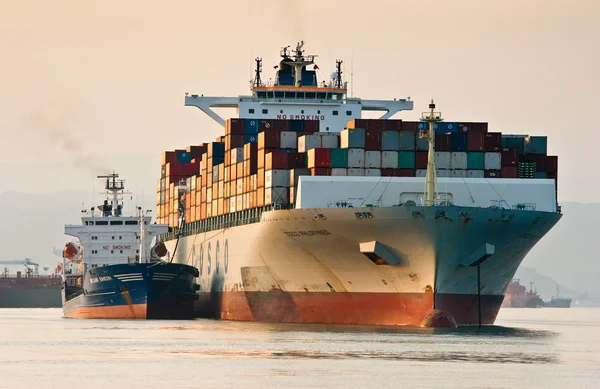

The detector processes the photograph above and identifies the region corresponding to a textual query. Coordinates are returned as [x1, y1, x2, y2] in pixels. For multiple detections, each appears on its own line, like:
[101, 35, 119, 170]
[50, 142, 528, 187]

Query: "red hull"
[64, 303, 147, 319]
[194, 291, 502, 326]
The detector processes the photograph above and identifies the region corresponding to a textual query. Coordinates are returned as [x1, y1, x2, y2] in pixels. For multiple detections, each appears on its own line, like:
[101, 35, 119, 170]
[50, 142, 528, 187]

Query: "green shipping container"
[467, 152, 485, 170]
[502, 136, 526, 156]
[330, 148, 349, 168]
[398, 151, 415, 169]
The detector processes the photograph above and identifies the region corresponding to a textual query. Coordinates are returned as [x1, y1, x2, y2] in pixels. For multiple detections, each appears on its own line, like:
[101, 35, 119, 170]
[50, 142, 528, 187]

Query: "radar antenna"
[253, 57, 262, 87]
[419, 100, 444, 206]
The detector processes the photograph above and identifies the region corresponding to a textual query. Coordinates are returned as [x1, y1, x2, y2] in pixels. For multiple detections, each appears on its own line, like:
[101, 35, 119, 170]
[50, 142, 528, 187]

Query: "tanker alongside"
[0, 259, 61, 308]
[155, 42, 562, 326]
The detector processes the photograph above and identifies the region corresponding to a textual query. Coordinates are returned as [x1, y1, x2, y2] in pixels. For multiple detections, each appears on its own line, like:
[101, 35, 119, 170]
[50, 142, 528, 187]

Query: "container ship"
[60, 173, 199, 319]
[0, 259, 62, 308]
[155, 42, 562, 327]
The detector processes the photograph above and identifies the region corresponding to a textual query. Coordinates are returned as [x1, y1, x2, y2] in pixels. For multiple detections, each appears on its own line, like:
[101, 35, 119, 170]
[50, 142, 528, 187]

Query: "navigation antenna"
[420, 100, 443, 206]
[253, 57, 262, 87]
[285, 41, 317, 87]
[335, 60, 343, 89]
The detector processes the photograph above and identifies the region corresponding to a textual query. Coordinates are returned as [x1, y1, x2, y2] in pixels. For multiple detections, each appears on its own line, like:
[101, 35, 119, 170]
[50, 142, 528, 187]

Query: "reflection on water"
[0, 308, 599, 389]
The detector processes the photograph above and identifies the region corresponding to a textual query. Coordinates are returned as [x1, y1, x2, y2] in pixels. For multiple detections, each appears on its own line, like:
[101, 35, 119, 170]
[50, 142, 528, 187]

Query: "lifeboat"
[63, 242, 79, 260]
[151, 242, 168, 258]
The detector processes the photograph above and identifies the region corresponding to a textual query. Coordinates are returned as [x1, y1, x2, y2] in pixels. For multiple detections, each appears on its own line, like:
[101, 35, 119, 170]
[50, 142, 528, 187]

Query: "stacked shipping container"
[156, 118, 558, 227]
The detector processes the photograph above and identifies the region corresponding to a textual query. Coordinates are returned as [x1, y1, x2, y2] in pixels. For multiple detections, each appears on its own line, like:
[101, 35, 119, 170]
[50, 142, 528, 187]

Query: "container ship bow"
[156, 42, 562, 327]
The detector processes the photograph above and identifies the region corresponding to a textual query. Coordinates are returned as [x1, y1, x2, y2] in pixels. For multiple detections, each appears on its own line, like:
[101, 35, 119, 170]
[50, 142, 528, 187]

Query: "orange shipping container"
[257, 168, 265, 188]
[236, 195, 243, 211]
[218, 198, 224, 215]
[236, 178, 243, 195]
[207, 204, 212, 218]
[200, 204, 207, 220]
[257, 188, 265, 207]
[231, 164, 237, 181]
[207, 188, 213, 203]
[212, 201, 218, 216]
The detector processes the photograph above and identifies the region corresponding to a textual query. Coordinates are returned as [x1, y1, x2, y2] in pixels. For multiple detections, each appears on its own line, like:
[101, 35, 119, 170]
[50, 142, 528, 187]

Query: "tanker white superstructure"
[158, 42, 562, 327]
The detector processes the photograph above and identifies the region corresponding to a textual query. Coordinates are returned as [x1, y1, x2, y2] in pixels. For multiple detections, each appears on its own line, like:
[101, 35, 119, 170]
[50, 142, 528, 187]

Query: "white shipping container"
[467, 170, 484, 178]
[450, 152, 468, 170]
[298, 135, 321, 152]
[230, 199, 236, 213]
[434, 152, 451, 169]
[320, 134, 339, 148]
[347, 168, 365, 176]
[416, 169, 427, 177]
[365, 151, 381, 168]
[347, 148, 365, 168]
[289, 168, 311, 187]
[381, 151, 399, 168]
[265, 169, 291, 188]
[207, 188, 213, 203]
[236, 195, 243, 211]
[265, 187, 289, 205]
[218, 181, 224, 198]
[365, 168, 381, 176]
[331, 168, 347, 176]
[231, 148, 244, 164]
[451, 169, 467, 178]
[484, 152, 501, 170]
[280, 131, 298, 149]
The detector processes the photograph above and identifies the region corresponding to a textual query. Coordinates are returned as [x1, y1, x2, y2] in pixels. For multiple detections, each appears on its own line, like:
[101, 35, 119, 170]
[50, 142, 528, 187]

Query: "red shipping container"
[244, 143, 258, 161]
[307, 148, 331, 168]
[227, 118, 246, 135]
[467, 132, 485, 151]
[484, 132, 502, 152]
[458, 122, 488, 133]
[258, 131, 280, 150]
[416, 151, 429, 169]
[484, 169, 500, 178]
[501, 166, 518, 178]
[310, 167, 331, 176]
[367, 120, 383, 133]
[501, 147, 518, 166]
[364, 131, 382, 150]
[525, 154, 547, 172]
[272, 119, 290, 131]
[546, 155, 558, 174]
[347, 119, 370, 129]
[380, 168, 396, 177]
[226, 134, 245, 151]
[395, 168, 416, 177]
[304, 120, 320, 133]
[265, 151, 289, 170]
[435, 134, 451, 151]
[259, 119, 274, 132]
[382, 120, 403, 132]
[402, 121, 418, 133]
[286, 153, 305, 169]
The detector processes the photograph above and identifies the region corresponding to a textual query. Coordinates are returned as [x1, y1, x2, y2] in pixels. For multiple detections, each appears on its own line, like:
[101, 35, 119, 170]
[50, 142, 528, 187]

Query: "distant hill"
[520, 202, 600, 297]
[513, 266, 579, 300]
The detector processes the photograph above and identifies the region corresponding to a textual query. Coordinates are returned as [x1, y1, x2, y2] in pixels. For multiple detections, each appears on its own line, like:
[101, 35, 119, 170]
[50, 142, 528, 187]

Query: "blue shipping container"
[244, 119, 259, 134]
[341, 128, 365, 148]
[398, 131, 416, 151]
[417, 122, 430, 131]
[436, 122, 458, 134]
[450, 133, 468, 152]
[525, 136, 547, 155]
[398, 151, 415, 169]
[244, 134, 258, 144]
[290, 119, 305, 132]
[331, 148, 349, 168]
[280, 148, 298, 153]
[467, 152, 485, 170]
[209, 142, 225, 158]
[381, 131, 399, 151]
[502, 136, 527, 156]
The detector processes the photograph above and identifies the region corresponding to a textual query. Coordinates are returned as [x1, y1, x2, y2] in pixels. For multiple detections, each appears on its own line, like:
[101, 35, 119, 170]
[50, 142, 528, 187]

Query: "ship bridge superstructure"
[185, 41, 414, 132]
[63, 173, 168, 274]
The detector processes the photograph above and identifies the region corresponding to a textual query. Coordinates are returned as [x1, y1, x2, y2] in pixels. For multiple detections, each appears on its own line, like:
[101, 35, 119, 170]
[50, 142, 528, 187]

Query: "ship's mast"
[285, 41, 317, 87]
[420, 100, 443, 206]
[97, 172, 125, 216]
[253, 57, 262, 87]
[139, 207, 145, 264]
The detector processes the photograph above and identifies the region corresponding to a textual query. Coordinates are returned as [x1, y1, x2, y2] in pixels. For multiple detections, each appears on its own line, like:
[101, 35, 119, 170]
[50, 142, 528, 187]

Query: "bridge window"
[248, 108, 255, 114]
[262, 109, 268, 114]
[333, 111, 338, 116]
[96, 221, 108, 225]
[346, 111, 352, 116]
[110, 221, 123, 225]
[124, 221, 138, 225]
[306, 92, 316, 99]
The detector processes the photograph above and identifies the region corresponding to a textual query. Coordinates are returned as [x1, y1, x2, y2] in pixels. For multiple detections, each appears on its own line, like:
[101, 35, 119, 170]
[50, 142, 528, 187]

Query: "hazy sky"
[0, 0, 598, 203]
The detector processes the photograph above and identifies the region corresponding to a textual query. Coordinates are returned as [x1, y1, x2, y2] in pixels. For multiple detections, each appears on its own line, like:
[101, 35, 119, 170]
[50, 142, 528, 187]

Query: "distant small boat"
[544, 285, 571, 308]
